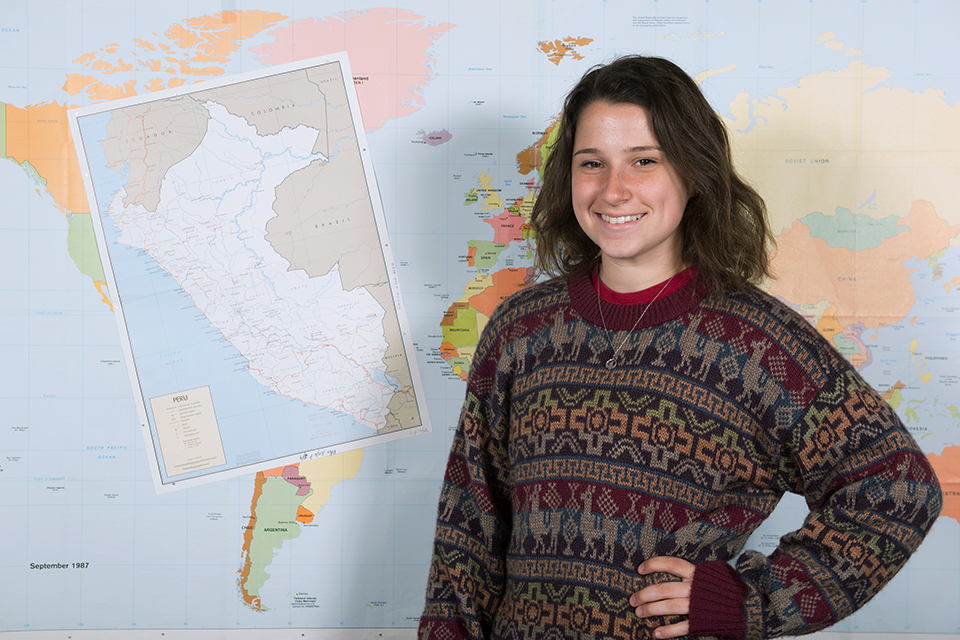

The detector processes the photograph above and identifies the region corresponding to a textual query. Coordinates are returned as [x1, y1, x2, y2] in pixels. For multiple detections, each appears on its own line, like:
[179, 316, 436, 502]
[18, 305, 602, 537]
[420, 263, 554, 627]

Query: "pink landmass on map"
[417, 129, 453, 146]
[484, 210, 527, 245]
[281, 465, 312, 496]
[250, 8, 454, 132]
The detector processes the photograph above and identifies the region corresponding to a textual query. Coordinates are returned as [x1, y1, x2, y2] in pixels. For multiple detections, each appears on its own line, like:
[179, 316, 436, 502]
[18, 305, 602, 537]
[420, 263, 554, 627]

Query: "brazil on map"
[1, 1, 958, 637]
[69, 53, 430, 491]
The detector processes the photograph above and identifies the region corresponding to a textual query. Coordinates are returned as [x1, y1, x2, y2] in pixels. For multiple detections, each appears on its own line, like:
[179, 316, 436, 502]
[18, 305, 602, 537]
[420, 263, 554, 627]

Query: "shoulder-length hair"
[530, 55, 773, 292]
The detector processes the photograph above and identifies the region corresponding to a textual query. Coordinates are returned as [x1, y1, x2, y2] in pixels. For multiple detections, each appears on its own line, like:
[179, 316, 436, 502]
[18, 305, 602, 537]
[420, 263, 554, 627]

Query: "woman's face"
[571, 101, 690, 289]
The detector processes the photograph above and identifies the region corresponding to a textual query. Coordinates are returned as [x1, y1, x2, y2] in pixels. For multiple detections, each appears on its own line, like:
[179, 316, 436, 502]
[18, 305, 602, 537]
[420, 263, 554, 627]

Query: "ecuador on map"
[68, 52, 429, 492]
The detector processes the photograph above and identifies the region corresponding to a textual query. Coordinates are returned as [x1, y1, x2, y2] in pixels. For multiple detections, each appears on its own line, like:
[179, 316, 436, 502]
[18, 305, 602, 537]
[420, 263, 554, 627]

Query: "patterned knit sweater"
[418, 272, 942, 640]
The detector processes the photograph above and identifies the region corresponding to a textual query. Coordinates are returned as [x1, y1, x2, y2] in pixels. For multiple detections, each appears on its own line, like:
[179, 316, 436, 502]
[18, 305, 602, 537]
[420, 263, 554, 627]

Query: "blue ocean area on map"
[2, 0, 959, 634]
[899, 249, 960, 447]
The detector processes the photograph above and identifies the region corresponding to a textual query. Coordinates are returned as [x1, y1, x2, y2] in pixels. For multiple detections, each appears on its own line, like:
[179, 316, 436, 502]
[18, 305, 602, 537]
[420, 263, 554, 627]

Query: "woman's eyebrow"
[573, 145, 661, 156]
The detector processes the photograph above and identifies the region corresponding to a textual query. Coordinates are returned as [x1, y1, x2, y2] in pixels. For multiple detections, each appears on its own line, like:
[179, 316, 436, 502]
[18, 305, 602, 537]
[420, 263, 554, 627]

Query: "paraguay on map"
[69, 53, 429, 491]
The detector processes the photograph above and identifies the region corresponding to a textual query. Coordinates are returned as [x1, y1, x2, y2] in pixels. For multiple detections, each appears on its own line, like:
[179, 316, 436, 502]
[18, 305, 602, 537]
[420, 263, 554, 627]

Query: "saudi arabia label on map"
[69, 52, 430, 492]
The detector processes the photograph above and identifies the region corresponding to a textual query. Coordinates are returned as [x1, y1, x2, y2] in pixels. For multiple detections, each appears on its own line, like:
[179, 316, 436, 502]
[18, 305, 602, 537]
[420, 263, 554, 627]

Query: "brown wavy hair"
[531, 55, 773, 293]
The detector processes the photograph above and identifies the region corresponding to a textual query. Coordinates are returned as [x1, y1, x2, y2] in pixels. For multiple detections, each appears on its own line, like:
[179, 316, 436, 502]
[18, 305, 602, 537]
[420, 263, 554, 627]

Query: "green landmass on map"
[66, 213, 106, 283]
[800, 207, 905, 250]
[468, 240, 509, 270]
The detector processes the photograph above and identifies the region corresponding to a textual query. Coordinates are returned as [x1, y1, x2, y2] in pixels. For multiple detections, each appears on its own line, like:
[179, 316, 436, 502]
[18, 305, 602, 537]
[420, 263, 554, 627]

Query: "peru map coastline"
[70, 52, 429, 492]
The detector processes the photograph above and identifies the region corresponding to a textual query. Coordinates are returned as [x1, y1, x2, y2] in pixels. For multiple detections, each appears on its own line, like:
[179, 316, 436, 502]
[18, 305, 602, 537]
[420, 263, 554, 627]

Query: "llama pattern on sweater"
[420, 274, 942, 640]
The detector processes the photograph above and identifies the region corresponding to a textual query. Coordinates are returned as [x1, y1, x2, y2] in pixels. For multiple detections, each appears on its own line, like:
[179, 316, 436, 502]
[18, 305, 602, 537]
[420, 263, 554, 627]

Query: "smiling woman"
[570, 101, 690, 292]
[418, 55, 942, 640]
[531, 56, 771, 296]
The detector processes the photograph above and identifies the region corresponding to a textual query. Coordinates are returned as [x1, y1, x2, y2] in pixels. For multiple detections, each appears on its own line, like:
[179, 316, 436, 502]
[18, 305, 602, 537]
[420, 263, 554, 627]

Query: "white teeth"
[599, 213, 645, 224]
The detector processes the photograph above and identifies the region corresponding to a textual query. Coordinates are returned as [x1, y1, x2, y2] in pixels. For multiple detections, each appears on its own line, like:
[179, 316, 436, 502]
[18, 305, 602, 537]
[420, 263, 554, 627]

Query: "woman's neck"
[593, 266, 696, 304]
[597, 257, 687, 294]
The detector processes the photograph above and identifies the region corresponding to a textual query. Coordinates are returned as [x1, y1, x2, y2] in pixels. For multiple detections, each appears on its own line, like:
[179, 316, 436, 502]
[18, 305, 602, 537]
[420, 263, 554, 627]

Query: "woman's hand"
[630, 556, 696, 639]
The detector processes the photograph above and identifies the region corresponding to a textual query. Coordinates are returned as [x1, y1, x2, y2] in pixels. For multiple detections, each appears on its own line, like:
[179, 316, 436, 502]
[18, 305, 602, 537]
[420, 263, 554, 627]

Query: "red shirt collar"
[591, 265, 697, 304]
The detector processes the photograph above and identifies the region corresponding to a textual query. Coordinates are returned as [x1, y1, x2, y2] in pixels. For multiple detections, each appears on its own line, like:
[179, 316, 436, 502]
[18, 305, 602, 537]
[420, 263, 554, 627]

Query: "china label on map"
[68, 52, 430, 492]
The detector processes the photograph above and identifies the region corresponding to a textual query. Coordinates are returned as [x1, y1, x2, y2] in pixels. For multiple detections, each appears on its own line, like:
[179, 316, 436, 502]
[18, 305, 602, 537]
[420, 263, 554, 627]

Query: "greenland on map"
[69, 52, 429, 492]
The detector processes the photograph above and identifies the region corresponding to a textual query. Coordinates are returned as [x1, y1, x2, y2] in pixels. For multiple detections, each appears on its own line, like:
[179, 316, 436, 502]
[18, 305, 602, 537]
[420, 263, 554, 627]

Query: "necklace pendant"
[605, 358, 616, 370]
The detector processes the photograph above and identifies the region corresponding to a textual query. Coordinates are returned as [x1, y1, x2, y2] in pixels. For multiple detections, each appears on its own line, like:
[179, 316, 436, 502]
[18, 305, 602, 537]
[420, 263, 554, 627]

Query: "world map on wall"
[0, 1, 957, 634]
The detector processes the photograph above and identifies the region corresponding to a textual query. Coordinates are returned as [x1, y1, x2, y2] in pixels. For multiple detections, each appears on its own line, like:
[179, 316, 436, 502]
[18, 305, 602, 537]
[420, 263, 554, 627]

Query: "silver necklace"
[597, 272, 676, 370]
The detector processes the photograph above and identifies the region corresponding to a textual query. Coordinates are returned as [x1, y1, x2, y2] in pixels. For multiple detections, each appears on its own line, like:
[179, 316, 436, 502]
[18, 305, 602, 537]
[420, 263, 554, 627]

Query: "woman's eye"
[636, 158, 656, 166]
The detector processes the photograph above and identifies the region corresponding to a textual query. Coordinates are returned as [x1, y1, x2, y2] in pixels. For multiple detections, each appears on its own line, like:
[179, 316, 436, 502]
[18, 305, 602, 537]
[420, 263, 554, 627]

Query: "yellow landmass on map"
[816, 32, 846, 52]
[927, 446, 959, 526]
[727, 60, 960, 236]
[297, 449, 364, 518]
[815, 31, 863, 57]
[468, 172, 506, 212]
[693, 64, 736, 85]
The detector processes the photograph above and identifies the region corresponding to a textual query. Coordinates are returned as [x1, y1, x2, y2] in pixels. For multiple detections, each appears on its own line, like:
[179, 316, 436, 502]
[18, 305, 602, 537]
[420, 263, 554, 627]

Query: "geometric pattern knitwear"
[418, 273, 942, 640]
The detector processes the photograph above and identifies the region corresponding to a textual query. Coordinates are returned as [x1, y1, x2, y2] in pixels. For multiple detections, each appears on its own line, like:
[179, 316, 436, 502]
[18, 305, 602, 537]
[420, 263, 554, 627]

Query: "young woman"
[418, 55, 942, 640]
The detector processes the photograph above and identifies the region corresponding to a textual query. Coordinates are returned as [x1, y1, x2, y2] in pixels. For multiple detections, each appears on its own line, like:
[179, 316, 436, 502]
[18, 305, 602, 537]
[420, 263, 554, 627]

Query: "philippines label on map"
[69, 52, 430, 492]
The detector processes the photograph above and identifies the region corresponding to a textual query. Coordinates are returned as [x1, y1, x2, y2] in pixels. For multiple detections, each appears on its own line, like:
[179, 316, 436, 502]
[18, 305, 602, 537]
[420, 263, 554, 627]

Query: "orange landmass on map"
[881, 381, 906, 401]
[93, 282, 113, 312]
[469, 268, 532, 318]
[517, 121, 558, 175]
[296, 505, 315, 524]
[237, 471, 268, 610]
[769, 200, 960, 330]
[537, 37, 593, 65]
[167, 10, 286, 64]
[927, 446, 959, 525]
[259, 465, 287, 478]
[439, 341, 459, 359]
[62, 75, 98, 95]
[62, 75, 138, 101]
[4, 101, 88, 214]
[467, 246, 478, 267]
[440, 301, 469, 327]
[144, 78, 166, 92]
[64, 10, 286, 102]
[816, 305, 843, 342]
[89, 57, 134, 74]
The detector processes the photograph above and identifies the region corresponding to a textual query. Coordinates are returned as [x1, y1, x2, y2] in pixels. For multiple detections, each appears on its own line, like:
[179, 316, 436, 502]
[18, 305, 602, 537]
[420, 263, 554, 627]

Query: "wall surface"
[0, 0, 957, 636]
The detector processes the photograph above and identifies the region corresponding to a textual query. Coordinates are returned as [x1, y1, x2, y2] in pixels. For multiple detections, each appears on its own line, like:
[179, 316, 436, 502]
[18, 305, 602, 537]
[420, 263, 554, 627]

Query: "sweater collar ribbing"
[568, 269, 710, 330]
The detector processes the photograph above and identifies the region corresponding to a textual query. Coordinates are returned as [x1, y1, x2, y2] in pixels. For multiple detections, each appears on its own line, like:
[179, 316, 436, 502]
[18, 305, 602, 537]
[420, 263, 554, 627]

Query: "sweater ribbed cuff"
[688, 560, 748, 639]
